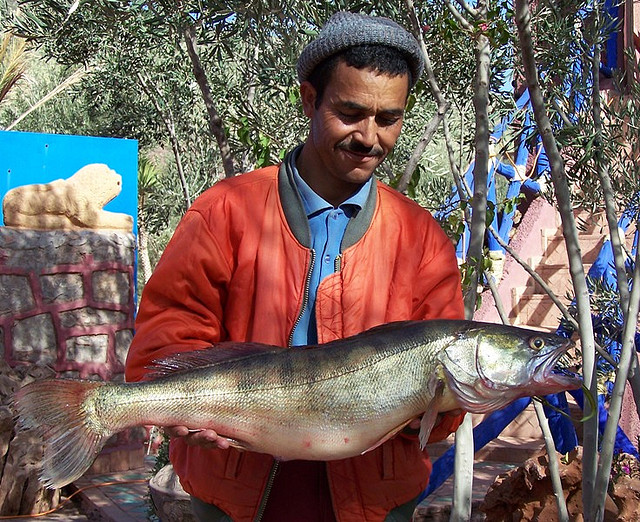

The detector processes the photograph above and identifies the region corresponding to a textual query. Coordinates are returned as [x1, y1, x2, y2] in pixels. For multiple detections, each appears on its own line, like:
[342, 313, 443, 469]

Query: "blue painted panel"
[0, 130, 138, 231]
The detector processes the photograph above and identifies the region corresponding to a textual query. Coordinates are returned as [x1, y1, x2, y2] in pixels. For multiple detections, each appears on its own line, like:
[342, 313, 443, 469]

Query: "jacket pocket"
[224, 448, 244, 479]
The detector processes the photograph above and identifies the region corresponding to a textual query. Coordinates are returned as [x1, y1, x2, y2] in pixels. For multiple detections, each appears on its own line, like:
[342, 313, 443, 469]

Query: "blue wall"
[0, 130, 138, 230]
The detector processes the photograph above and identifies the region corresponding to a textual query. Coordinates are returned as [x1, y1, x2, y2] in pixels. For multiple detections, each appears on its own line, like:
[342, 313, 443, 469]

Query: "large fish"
[15, 319, 580, 489]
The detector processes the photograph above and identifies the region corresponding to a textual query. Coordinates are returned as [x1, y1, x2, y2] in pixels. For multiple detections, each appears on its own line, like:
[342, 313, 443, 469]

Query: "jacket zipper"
[334, 254, 342, 273]
[256, 249, 315, 521]
[253, 461, 279, 522]
[287, 249, 316, 348]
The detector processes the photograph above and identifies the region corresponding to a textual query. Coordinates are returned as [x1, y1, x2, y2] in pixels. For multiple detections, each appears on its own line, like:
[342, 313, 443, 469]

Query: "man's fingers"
[163, 426, 230, 450]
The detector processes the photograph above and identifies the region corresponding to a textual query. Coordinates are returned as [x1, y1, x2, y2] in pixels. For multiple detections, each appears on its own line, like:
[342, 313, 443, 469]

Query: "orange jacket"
[125, 153, 465, 522]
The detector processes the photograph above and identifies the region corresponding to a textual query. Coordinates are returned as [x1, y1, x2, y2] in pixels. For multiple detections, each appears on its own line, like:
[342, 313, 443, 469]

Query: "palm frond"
[0, 33, 28, 105]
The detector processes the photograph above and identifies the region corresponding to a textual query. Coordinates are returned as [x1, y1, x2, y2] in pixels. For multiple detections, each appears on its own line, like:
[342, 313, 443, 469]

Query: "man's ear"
[299, 81, 317, 118]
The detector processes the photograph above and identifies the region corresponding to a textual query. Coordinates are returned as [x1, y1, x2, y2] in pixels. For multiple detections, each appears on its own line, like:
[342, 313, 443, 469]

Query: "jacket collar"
[278, 145, 377, 251]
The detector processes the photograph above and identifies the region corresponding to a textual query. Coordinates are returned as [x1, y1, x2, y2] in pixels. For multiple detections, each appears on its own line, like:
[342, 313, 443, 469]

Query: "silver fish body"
[15, 319, 580, 489]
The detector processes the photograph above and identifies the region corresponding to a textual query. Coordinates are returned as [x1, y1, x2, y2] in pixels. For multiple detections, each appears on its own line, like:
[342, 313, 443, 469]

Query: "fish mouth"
[531, 340, 582, 390]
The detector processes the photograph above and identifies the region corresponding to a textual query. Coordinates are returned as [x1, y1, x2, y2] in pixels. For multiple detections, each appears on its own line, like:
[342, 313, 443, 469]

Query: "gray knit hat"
[297, 11, 424, 87]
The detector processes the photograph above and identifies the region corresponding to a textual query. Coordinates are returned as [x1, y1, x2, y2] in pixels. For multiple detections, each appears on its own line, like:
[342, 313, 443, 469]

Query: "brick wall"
[0, 227, 135, 380]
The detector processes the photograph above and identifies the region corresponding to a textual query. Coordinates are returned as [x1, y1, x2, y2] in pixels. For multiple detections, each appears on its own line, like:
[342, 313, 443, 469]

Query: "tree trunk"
[0, 361, 59, 515]
[184, 25, 236, 178]
[138, 216, 153, 285]
[514, 0, 598, 516]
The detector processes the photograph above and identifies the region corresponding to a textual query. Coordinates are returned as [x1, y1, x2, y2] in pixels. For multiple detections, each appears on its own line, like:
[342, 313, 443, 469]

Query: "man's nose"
[353, 118, 377, 148]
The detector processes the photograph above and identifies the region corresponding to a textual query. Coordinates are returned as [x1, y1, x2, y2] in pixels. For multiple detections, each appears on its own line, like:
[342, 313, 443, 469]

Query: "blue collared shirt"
[290, 165, 372, 346]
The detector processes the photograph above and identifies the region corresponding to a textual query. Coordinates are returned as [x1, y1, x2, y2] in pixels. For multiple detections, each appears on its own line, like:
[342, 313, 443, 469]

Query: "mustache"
[337, 140, 384, 157]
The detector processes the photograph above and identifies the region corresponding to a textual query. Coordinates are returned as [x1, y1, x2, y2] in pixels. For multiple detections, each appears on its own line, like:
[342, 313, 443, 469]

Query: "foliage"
[3, 0, 640, 518]
[5, 0, 476, 257]
[0, 53, 89, 132]
[559, 260, 638, 399]
[610, 451, 640, 482]
[150, 434, 170, 477]
[0, 32, 28, 107]
[519, 0, 640, 211]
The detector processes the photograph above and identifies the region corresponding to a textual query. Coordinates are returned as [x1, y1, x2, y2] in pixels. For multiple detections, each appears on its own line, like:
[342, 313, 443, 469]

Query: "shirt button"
[324, 254, 331, 263]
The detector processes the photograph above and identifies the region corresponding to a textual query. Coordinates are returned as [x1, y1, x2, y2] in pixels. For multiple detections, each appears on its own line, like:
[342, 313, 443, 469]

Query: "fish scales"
[14, 319, 581, 489]
[118, 326, 442, 437]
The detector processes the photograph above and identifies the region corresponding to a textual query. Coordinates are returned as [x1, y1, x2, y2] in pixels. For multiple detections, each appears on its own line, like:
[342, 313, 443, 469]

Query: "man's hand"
[164, 426, 231, 450]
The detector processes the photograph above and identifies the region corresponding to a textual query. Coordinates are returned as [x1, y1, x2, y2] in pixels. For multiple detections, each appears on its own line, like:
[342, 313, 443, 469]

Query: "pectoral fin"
[360, 419, 413, 455]
[419, 404, 439, 450]
[417, 377, 450, 449]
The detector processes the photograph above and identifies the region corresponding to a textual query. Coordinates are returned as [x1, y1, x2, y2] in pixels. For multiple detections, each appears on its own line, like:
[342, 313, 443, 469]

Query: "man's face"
[298, 61, 409, 206]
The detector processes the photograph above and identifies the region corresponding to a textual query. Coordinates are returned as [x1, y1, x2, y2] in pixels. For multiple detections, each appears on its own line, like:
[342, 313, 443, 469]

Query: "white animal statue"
[2, 164, 133, 232]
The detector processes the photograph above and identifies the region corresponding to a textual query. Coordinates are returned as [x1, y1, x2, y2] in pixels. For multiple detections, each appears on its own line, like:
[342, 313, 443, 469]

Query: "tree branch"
[464, 18, 490, 316]
[594, 245, 640, 520]
[136, 70, 191, 211]
[453, 0, 480, 19]
[397, 0, 451, 194]
[397, 111, 447, 194]
[588, 11, 640, 517]
[443, 114, 472, 224]
[183, 24, 236, 178]
[445, 0, 474, 32]
[533, 400, 570, 521]
[514, 0, 599, 513]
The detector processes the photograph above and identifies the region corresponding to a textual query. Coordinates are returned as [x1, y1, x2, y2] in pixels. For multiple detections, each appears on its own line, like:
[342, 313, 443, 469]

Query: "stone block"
[65, 335, 109, 363]
[0, 228, 135, 378]
[86, 435, 145, 475]
[40, 273, 84, 304]
[115, 329, 133, 365]
[149, 465, 195, 522]
[0, 275, 34, 316]
[87, 446, 144, 475]
[59, 307, 126, 329]
[92, 270, 131, 306]
[0, 228, 135, 270]
[11, 314, 57, 364]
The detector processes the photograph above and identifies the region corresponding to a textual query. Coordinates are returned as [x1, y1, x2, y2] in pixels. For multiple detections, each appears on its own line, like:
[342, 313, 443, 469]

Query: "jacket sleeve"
[414, 217, 466, 322]
[125, 209, 232, 382]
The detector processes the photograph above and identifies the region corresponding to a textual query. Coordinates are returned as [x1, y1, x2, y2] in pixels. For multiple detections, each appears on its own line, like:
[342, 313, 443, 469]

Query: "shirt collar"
[291, 158, 373, 218]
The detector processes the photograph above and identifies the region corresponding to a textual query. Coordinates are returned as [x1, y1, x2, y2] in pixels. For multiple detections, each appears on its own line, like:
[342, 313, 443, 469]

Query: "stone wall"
[0, 227, 135, 380]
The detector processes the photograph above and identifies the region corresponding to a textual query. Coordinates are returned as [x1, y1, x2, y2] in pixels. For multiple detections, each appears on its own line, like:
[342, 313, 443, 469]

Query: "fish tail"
[15, 379, 113, 489]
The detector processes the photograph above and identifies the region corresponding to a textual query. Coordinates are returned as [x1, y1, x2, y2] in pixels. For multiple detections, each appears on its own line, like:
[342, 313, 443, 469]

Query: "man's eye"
[339, 111, 361, 121]
[378, 116, 400, 126]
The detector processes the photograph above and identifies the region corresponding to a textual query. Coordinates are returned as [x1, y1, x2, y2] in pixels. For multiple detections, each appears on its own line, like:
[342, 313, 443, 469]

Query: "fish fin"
[419, 405, 440, 450]
[360, 420, 413, 455]
[15, 379, 113, 489]
[354, 320, 422, 336]
[147, 342, 281, 377]
[418, 378, 447, 449]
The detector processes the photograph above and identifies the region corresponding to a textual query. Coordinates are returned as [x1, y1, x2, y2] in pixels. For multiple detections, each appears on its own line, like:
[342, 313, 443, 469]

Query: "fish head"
[439, 322, 581, 413]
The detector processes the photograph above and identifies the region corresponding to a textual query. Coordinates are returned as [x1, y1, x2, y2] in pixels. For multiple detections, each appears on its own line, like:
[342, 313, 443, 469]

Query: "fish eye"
[529, 336, 545, 350]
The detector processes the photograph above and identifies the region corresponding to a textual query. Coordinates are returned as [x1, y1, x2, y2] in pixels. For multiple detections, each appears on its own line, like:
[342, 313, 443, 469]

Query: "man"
[126, 11, 465, 522]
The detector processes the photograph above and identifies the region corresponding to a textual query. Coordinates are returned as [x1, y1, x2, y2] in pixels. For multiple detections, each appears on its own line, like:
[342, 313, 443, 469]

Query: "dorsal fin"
[356, 320, 423, 336]
[146, 342, 282, 378]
